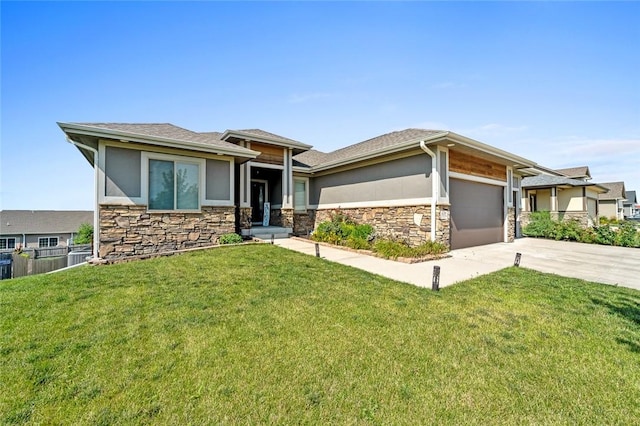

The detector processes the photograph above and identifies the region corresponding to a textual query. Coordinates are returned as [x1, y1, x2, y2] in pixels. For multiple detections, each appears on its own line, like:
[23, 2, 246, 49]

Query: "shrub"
[312, 212, 375, 247]
[614, 222, 640, 248]
[74, 223, 94, 244]
[219, 233, 243, 245]
[373, 239, 447, 260]
[523, 211, 554, 238]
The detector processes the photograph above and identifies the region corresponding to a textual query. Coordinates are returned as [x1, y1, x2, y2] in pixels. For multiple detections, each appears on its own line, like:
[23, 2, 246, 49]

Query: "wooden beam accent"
[449, 150, 507, 181]
[251, 143, 284, 166]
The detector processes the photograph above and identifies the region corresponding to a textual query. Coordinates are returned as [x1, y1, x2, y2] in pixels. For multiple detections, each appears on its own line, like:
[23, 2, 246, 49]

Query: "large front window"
[149, 159, 199, 210]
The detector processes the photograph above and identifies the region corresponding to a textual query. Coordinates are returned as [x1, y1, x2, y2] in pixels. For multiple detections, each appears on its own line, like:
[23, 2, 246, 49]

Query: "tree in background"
[74, 223, 93, 245]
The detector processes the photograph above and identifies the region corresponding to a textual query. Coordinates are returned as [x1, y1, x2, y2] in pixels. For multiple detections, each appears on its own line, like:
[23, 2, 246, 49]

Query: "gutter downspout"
[66, 137, 99, 259]
[419, 141, 438, 242]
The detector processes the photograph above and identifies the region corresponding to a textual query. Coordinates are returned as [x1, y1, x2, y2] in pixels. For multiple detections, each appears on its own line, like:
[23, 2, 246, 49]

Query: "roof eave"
[221, 130, 313, 151]
[310, 132, 450, 172]
[58, 122, 260, 160]
[445, 132, 537, 168]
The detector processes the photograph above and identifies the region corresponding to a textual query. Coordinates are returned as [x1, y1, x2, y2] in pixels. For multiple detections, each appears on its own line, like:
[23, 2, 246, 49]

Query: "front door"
[251, 180, 268, 225]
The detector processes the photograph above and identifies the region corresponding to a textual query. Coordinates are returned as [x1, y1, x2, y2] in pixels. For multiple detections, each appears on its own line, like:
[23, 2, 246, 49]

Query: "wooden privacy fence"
[5, 244, 93, 279]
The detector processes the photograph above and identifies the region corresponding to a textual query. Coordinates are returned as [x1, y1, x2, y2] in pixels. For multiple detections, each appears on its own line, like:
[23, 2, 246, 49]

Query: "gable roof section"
[598, 182, 627, 200]
[221, 129, 312, 153]
[310, 129, 443, 169]
[521, 175, 608, 192]
[58, 122, 259, 160]
[293, 149, 330, 168]
[555, 166, 591, 180]
[0, 210, 94, 235]
[298, 128, 537, 172]
[624, 190, 637, 205]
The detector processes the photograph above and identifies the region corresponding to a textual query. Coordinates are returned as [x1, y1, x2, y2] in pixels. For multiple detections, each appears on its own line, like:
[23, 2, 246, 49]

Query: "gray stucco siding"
[310, 155, 432, 205]
[105, 146, 141, 198]
[205, 159, 231, 200]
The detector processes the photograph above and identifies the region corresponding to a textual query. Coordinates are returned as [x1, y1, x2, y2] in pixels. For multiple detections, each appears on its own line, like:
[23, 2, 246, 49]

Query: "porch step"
[244, 226, 292, 240]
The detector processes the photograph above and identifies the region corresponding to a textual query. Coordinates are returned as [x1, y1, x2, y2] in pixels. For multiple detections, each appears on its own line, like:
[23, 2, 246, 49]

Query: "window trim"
[293, 177, 309, 213]
[0, 238, 16, 250]
[436, 147, 449, 203]
[99, 142, 235, 209]
[38, 237, 59, 248]
[142, 152, 204, 212]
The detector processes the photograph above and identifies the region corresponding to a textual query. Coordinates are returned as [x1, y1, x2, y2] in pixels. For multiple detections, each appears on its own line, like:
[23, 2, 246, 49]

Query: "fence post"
[432, 266, 440, 291]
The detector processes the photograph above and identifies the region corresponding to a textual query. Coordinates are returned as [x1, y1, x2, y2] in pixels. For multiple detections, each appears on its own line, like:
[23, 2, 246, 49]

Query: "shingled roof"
[598, 182, 627, 200]
[0, 210, 94, 235]
[521, 175, 606, 191]
[72, 123, 242, 150]
[292, 129, 445, 169]
[555, 166, 591, 180]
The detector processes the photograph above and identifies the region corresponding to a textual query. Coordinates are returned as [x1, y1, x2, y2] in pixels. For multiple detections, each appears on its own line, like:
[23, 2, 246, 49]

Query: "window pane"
[8, 239, 15, 249]
[0, 240, 6, 250]
[149, 160, 175, 210]
[50, 238, 58, 247]
[39, 238, 48, 248]
[294, 180, 306, 211]
[176, 162, 199, 209]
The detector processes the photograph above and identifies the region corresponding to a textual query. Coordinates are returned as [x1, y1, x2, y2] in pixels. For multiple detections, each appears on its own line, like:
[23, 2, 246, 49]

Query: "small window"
[149, 159, 200, 211]
[294, 179, 308, 212]
[38, 237, 58, 248]
[0, 238, 16, 250]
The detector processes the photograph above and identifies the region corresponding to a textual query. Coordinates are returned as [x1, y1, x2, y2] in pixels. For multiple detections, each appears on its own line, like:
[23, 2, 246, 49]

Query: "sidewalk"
[273, 238, 640, 290]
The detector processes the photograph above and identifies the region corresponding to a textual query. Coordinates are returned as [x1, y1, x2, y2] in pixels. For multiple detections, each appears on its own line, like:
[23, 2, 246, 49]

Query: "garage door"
[450, 178, 504, 250]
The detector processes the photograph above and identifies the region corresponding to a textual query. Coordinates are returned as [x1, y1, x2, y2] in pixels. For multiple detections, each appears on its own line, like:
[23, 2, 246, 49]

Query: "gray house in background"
[0, 210, 94, 250]
[623, 191, 638, 218]
[59, 122, 549, 261]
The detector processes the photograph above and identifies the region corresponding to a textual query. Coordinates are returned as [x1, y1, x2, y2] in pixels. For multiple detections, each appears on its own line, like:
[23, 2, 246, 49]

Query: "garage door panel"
[450, 179, 504, 249]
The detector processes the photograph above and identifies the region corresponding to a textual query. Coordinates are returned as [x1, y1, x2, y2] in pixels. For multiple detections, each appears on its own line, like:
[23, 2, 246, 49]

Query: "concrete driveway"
[274, 238, 640, 290]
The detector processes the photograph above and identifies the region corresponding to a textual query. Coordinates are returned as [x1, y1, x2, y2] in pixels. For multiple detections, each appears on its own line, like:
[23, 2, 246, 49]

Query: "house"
[598, 182, 627, 220]
[520, 174, 608, 227]
[554, 166, 592, 181]
[59, 122, 546, 260]
[623, 191, 638, 218]
[0, 210, 94, 250]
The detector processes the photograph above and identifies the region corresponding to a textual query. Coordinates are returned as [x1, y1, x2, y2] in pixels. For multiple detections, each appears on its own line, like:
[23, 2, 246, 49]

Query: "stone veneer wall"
[507, 207, 516, 242]
[99, 205, 235, 260]
[239, 207, 252, 231]
[293, 211, 316, 236]
[314, 205, 450, 247]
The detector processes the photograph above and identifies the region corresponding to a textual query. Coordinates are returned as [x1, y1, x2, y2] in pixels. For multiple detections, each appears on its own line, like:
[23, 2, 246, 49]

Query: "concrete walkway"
[273, 238, 640, 290]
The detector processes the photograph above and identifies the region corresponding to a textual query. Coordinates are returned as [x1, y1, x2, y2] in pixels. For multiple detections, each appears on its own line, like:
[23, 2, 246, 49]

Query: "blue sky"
[1, 1, 639, 210]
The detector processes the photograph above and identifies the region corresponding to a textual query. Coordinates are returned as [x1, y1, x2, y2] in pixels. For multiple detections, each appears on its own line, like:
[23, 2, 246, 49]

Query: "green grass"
[1, 245, 639, 424]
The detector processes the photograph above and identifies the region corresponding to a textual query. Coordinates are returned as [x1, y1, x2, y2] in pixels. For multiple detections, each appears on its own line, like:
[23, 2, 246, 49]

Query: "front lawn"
[1, 245, 639, 424]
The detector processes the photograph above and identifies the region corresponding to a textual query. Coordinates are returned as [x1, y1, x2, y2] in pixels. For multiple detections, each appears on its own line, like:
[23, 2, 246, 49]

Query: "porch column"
[239, 142, 252, 235]
[551, 187, 558, 212]
[282, 148, 293, 208]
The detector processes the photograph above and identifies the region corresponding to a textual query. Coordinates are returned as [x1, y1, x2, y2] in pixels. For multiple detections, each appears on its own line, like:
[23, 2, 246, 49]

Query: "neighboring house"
[520, 175, 608, 227]
[623, 191, 638, 218]
[598, 182, 627, 220]
[59, 122, 548, 260]
[554, 166, 592, 181]
[0, 210, 94, 250]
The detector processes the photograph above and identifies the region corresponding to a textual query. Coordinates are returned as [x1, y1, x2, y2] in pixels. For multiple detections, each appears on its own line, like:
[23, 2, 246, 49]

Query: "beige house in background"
[520, 174, 607, 227]
[598, 182, 626, 220]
